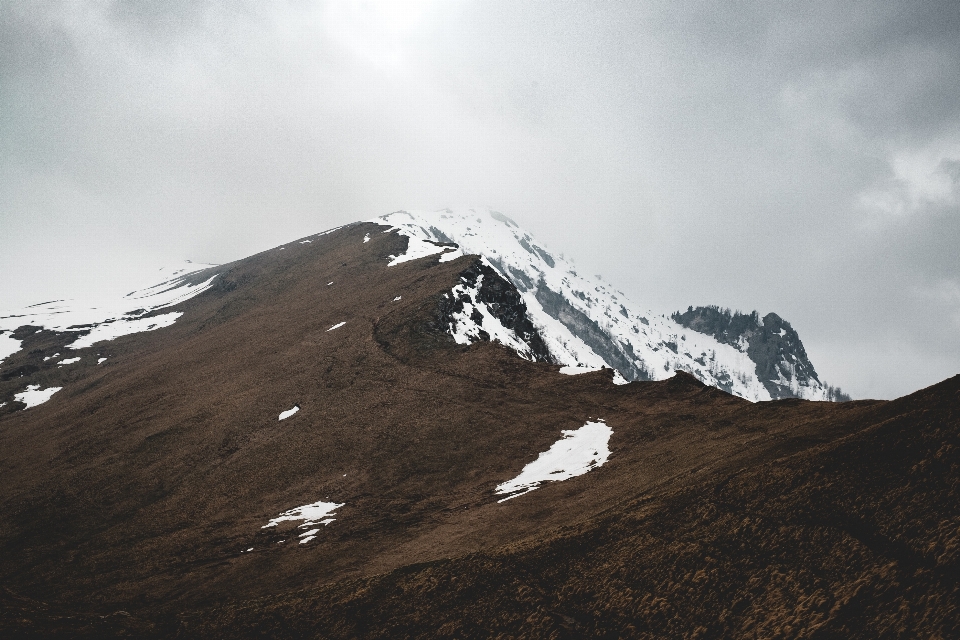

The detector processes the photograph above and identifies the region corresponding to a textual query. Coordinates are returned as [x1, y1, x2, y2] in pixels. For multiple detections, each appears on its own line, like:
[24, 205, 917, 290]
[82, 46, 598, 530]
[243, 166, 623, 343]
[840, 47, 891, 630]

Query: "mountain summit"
[369, 208, 845, 401]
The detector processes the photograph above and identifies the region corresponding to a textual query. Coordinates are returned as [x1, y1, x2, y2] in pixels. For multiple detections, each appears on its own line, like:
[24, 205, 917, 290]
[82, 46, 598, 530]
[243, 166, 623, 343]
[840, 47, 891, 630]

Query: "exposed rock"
[673, 305, 851, 401]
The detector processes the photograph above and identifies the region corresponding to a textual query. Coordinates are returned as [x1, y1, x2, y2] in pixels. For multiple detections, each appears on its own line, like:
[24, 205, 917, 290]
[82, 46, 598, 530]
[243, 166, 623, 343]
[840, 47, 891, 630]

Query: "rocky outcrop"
[673, 306, 850, 401]
[434, 259, 553, 363]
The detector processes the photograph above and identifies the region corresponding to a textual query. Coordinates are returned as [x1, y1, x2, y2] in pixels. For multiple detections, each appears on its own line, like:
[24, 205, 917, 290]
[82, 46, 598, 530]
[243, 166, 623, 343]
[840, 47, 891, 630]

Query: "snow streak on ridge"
[0, 261, 219, 364]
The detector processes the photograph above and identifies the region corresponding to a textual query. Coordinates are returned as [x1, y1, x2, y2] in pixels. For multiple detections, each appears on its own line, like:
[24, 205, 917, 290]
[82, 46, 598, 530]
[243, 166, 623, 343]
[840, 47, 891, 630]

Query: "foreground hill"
[0, 217, 956, 637]
[182, 374, 958, 638]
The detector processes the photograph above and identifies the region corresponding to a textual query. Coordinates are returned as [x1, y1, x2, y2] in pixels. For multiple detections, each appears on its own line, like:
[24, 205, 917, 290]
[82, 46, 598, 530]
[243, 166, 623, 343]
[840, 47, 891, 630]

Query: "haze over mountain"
[1, 216, 957, 637]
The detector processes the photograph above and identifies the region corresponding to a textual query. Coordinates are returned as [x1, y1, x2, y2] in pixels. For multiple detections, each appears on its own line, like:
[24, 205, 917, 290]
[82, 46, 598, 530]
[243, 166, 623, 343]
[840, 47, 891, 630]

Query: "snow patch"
[387, 237, 450, 266]
[97, 358, 107, 365]
[327, 321, 346, 332]
[495, 420, 612, 502]
[70, 312, 183, 349]
[58, 357, 81, 365]
[0, 331, 22, 366]
[14, 385, 62, 409]
[363, 233, 370, 243]
[559, 365, 603, 375]
[262, 500, 343, 545]
[393, 296, 401, 301]
[438, 249, 463, 263]
[299, 529, 320, 544]
[279, 405, 300, 421]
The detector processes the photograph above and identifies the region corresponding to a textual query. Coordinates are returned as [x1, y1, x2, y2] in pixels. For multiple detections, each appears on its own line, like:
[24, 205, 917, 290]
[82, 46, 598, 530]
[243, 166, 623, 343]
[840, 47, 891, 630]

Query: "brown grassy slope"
[2, 221, 947, 637]
[183, 374, 960, 639]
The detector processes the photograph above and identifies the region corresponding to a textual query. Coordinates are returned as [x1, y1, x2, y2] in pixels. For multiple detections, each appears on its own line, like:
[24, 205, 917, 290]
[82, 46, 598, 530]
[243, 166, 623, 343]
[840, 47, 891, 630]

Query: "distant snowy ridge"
[371, 209, 842, 402]
[673, 306, 850, 402]
[0, 261, 219, 365]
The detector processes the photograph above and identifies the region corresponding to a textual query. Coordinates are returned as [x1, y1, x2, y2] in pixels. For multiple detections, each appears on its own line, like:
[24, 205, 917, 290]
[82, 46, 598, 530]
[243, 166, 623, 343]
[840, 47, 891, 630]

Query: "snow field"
[495, 420, 613, 502]
[0, 265, 219, 356]
[262, 500, 344, 545]
[14, 385, 63, 409]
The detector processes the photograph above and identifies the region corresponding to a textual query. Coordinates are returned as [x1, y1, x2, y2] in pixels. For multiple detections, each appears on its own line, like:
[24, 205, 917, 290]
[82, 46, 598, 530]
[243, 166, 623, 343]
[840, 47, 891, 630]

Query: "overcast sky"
[2, 0, 959, 399]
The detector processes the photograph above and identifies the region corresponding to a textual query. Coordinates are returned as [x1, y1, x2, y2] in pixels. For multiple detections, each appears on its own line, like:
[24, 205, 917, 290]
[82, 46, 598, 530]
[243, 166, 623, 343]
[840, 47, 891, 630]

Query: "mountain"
[370, 209, 843, 401]
[0, 209, 840, 404]
[0, 214, 957, 638]
[673, 305, 851, 401]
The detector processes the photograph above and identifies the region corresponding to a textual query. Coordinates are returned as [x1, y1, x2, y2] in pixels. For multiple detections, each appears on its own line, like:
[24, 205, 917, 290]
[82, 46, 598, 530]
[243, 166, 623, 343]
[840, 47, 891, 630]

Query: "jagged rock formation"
[673, 306, 850, 401]
[433, 259, 553, 363]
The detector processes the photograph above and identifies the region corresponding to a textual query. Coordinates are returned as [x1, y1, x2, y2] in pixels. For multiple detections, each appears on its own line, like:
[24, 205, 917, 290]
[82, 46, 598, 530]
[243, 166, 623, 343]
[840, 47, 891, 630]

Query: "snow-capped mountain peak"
[371, 208, 843, 402]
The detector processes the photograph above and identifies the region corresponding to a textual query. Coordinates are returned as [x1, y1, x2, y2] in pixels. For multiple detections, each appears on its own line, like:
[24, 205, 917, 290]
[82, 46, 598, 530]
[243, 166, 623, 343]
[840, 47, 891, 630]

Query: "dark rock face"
[434, 259, 553, 363]
[673, 305, 850, 401]
[536, 282, 651, 381]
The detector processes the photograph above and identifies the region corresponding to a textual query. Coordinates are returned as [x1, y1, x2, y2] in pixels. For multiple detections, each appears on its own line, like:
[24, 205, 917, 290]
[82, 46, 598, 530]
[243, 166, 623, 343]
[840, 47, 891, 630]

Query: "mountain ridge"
[368, 208, 846, 401]
[673, 305, 851, 401]
[0, 218, 956, 638]
[2, 209, 844, 407]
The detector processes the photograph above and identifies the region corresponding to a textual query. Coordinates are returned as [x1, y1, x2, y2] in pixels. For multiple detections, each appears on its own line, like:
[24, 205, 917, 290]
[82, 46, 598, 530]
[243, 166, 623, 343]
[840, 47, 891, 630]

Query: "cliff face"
[673, 305, 851, 401]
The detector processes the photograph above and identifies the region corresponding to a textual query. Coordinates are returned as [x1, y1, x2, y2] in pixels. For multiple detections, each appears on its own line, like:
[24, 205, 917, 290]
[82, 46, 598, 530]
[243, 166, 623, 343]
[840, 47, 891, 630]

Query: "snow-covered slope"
[673, 306, 850, 401]
[0, 261, 219, 365]
[371, 209, 841, 402]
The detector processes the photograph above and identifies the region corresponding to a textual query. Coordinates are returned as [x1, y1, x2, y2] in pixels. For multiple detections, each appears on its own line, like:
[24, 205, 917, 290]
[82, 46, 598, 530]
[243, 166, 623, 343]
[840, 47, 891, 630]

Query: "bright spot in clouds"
[858, 143, 960, 218]
[324, 0, 439, 70]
